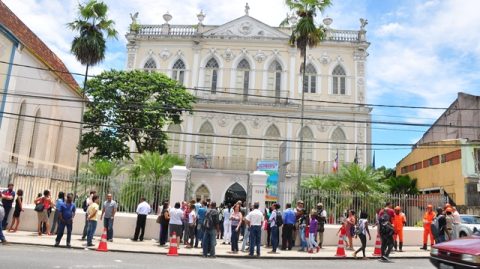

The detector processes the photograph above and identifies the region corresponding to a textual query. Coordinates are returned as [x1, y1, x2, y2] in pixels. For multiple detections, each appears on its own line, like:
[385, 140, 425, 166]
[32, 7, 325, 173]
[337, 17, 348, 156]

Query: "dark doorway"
[224, 182, 246, 206]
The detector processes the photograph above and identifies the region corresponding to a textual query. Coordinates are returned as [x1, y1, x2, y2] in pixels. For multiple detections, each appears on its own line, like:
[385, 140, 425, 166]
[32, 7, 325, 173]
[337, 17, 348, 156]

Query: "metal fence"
[0, 166, 171, 214]
[281, 187, 450, 227]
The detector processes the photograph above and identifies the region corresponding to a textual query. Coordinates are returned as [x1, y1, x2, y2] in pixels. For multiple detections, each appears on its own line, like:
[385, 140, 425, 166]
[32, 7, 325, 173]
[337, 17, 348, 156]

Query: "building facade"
[0, 2, 82, 173]
[126, 6, 371, 204]
[397, 93, 480, 206]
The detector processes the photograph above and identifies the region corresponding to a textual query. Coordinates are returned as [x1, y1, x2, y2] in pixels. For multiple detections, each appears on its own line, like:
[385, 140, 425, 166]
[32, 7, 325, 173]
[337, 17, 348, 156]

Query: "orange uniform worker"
[393, 206, 406, 252]
[420, 204, 436, 250]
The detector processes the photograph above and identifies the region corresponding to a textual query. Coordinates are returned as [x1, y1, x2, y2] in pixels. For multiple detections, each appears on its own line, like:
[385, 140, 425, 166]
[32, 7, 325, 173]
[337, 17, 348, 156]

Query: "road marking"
[113, 260, 122, 263]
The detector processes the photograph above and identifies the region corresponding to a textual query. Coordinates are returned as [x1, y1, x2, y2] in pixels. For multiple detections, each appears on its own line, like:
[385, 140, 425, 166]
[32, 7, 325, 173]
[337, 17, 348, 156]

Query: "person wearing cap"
[445, 207, 454, 241]
[392, 206, 406, 252]
[420, 205, 436, 250]
[316, 203, 327, 248]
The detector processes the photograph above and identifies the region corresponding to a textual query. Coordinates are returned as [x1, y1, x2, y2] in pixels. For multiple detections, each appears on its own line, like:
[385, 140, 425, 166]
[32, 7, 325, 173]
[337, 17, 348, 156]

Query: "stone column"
[169, 166, 189, 205]
[249, 170, 268, 211]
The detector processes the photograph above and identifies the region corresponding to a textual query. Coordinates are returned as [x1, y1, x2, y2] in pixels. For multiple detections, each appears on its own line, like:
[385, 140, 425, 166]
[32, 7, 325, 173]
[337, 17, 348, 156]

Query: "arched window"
[11, 102, 26, 163]
[52, 123, 64, 171]
[268, 60, 282, 102]
[331, 127, 346, 162]
[197, 121, 214, 156]
[195, 184, 210, 201]
[204, 58, 219, 94]
[303, 64, 317, 93]
[236, 59, 250, 101]
[28, 109, 41, 166]
[143, 58, 157, 71]
[167, 124, 182, 155]
[299, 126, 314, 172]
[263, 124, 281, 160]
[231, 123, 247, 170]
[172, 59, 186, 85]
[332, 65, 346, 95]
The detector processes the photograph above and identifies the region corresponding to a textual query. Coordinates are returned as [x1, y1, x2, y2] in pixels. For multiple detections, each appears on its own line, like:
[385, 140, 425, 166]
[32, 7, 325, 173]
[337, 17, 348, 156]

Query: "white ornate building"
[125, 5, 371, 204]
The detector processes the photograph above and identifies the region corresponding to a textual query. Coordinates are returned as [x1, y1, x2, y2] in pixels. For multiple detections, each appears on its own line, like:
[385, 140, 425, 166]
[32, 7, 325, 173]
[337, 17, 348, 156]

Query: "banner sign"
[257, 160, 278, 202]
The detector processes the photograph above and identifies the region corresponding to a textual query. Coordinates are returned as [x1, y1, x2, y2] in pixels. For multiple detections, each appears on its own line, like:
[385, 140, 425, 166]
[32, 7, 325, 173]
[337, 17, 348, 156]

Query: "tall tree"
[284, 0, 332, 199]
[81, 70, 196, 160]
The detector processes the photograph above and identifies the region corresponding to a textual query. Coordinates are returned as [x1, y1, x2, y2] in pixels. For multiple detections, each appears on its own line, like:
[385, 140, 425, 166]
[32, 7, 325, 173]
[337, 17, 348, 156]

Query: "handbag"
[156, 215, 162, 224]
[34, 202, 44, 212]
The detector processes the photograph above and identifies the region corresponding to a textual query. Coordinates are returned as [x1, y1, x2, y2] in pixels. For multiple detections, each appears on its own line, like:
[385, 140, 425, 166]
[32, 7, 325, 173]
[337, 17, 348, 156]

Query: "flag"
[353, 148, 358, 164]
[332, 150, 339, 173]
[372, 151, 376, 169]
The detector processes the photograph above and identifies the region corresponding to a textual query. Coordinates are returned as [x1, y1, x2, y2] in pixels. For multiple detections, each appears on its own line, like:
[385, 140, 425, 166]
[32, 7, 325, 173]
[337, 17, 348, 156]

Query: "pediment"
[203, 15, 289, 39]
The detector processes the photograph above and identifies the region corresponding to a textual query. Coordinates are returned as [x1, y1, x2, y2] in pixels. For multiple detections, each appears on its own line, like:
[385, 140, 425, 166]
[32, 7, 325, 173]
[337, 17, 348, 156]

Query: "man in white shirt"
[245, 202, 263, 257]
[131, 197, 151, 241]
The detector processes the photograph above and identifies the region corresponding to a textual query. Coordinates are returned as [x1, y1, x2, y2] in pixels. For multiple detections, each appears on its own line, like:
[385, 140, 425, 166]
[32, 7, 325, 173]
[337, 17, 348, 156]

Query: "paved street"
[1, 245, 435, 269]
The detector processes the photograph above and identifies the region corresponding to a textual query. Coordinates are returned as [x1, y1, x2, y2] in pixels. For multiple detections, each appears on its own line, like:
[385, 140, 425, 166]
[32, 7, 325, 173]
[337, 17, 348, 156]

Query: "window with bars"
[303, 64, 317, 93]
[264, 124, 281, 160]
[172, 59, 186, 85]
[143, 58, 157, 72]
[332, 65, 346, 95]
[268, 60, 282, 102]
[11, 102, 26, 163]
[236, 59, 250, 101]
[204, 58, 219, 94]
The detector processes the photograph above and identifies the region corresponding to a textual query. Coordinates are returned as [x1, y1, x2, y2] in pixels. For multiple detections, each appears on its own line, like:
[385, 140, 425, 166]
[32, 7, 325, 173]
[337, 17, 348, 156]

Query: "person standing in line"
[293, 200, 305, 246]
[245, 202, 263, 257]
[281, 203, 295, 250]
[169, 202, 184, 247]
[86, 194, 99, 247]
[0, 192, 7, 244]
[1, 183, 15, 230]
[159, 201, 170, 246]
[307, 210, 320, 253]
[378, 202, 395, 262]
[229, 202, 243, 253]
[241, 204, 252, 252]
[353, 211, 371, 259]
[420, 205, 436, 250]
[264, 205, 271, 247]
[392, 206, 406, 252]
[54, 193, 76, 248]
[223, 203, 232, 245]
[34, 190, 53, 236]
[186, 203, 196, 248]
[100, 193, 117, 242]
[202, 201, 220, 258]
[181, 201, 189, 244]
[194, 200, 207, 248]
[316, 203, 327, 248]
[81, 191, 96, 240]
[50, 192, 65, 235]
[267, 203, 280, 254]
[8, 189, 23, 233]
[131, 197, 151, 242]
[297, 208, 308, 252]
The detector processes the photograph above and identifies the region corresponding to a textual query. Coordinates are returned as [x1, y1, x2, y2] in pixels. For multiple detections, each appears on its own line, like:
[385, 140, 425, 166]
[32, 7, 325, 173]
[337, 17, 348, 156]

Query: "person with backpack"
[432, 207, 446, 244]
[202, 201, 220, 258]
[378, 202, 395, 262]
[281, 203, 295, 250]
[267, 203, 281, 254]
[316, 203, 327, 248]
[420, 204, 436, 250]
[353, 211, 371, 259]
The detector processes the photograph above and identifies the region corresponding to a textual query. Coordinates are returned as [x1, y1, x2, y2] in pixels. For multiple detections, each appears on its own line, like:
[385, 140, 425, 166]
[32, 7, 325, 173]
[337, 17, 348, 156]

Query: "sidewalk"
[3, 231, 431, 259]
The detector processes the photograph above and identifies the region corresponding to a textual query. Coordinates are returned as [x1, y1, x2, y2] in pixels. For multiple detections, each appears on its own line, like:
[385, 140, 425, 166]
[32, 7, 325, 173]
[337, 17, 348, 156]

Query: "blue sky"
[4, 0, 480, 169]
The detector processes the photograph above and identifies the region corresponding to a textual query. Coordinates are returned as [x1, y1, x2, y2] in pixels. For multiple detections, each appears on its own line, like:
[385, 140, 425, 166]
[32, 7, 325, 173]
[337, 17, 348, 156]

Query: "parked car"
[430, 231, 480, 269]
[457, 215, 480, 238]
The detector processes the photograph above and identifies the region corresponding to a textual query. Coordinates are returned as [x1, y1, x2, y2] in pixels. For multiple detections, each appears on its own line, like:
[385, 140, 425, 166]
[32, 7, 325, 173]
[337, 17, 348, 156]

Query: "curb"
[7, 241, 431, 260]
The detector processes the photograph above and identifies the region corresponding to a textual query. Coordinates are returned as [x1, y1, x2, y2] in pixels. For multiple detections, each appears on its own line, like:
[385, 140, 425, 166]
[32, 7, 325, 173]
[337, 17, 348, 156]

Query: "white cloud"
[376, 22, 404, 37]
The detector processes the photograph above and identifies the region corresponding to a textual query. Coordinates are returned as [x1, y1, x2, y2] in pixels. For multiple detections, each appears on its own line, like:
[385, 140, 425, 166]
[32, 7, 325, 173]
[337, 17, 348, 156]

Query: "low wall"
[5, 206, 425, 246]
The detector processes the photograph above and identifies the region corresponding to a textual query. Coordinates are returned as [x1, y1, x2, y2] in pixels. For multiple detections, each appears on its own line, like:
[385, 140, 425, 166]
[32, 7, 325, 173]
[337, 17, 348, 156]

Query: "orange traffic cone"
[97, 228, 108, 252]
[335, 234, 346, 257]
[167, 232, 179, 256]
[372, 233, 382, 257]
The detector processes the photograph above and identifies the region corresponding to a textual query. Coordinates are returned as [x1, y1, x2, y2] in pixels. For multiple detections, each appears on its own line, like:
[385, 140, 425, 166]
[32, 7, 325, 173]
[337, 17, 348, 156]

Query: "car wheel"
[459, 232, 467, 238]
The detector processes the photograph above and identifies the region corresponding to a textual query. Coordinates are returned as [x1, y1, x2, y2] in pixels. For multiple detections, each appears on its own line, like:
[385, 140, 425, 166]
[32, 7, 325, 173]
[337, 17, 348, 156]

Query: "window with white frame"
[264, 124, 281, 160]
[167, 124, 182, 155]
[231, 123, 247, 169]
[332, 65, 346, 95]
[267, 60, 282, 102]
[204, 58, 219, 94]
[303, 64, 317, 93]
[172, 59, 186, 85]
[331, 127, 346, 162]
[197, 121, 214, 157]
[236, 59, 250, 101]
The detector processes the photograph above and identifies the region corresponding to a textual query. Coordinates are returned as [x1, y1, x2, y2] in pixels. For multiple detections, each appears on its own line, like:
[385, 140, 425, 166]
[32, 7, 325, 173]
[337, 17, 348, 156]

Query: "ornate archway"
[195, 184, 210, 201]
[224, 182, 246, 206]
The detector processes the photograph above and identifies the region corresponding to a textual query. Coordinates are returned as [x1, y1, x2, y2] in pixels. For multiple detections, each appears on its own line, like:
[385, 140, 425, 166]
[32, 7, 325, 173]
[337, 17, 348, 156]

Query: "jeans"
[50, 210, 59, 234]
[55, 220, 73, 245]
[2, 205, 12, 229]
[381, 233, 393, 258]
[249, 225, 261, 256]
[194, 222, 204, 247]
[202, 229, 217, 257]
[188, 224, 195, 246]
[231, 225, 239, 251]
[0, 222, 5, 240]
[271, 226, 279, 252]
[242, 227, 250, 251]
[87, 220, 97, 246]
[282, 224, 294, 250]
[82, 214, 88, 239]
[307, 233, 318, 249]
[103, 217, 114, 240]
[160, 223, 169, 245]
[299, 225, 307, 250]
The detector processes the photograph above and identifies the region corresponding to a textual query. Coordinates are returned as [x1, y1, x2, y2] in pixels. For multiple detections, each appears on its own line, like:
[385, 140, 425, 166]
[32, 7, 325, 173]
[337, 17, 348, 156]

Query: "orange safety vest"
[423, 211, 435, 227]
[393, 212, 406, 230]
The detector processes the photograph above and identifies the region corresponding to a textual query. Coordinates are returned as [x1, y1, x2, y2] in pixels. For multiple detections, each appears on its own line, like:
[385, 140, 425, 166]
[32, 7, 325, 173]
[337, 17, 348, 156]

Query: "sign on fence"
[257, 160, 278, 202]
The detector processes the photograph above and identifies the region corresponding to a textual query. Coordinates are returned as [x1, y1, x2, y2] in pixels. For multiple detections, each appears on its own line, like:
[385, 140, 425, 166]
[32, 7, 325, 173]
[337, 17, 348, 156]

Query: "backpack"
[431, 216, 440, 239]
[275, 211, 283, 227]
[379, 209, 394, 236]
[204, 210, 214, 229]
[82, 199, 88, 212]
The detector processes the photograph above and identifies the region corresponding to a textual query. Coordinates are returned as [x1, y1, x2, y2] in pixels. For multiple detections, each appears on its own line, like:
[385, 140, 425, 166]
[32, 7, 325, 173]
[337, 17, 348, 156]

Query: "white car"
[457, 214, 480, 238]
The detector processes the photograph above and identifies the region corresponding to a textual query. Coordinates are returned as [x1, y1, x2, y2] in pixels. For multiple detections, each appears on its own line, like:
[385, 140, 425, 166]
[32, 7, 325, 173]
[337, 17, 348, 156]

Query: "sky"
[3, 0, 480, 169]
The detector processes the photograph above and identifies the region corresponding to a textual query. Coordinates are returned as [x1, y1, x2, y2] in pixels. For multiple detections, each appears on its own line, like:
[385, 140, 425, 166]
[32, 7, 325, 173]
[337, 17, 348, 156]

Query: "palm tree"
[68, 0, 118, 196]
[78, 158, 123, 205]
[385, 175, 419, 194]
[121, 152, 184, 212]
[284, 0, 331, 199]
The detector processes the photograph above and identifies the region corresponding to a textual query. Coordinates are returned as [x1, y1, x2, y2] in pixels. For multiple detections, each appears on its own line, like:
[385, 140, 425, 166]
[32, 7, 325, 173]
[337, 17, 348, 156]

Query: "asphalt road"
[1, 245, 436, 269]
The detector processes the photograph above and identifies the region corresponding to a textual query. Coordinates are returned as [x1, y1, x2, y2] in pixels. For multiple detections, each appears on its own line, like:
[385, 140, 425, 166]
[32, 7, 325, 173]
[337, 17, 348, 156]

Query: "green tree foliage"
[385, 175, 419, 195]
[81, 70, 196, 160]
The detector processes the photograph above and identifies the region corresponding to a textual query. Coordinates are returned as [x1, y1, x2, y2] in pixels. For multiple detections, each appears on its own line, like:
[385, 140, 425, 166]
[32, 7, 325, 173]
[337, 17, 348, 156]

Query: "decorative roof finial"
[245, 3, 250, 16]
